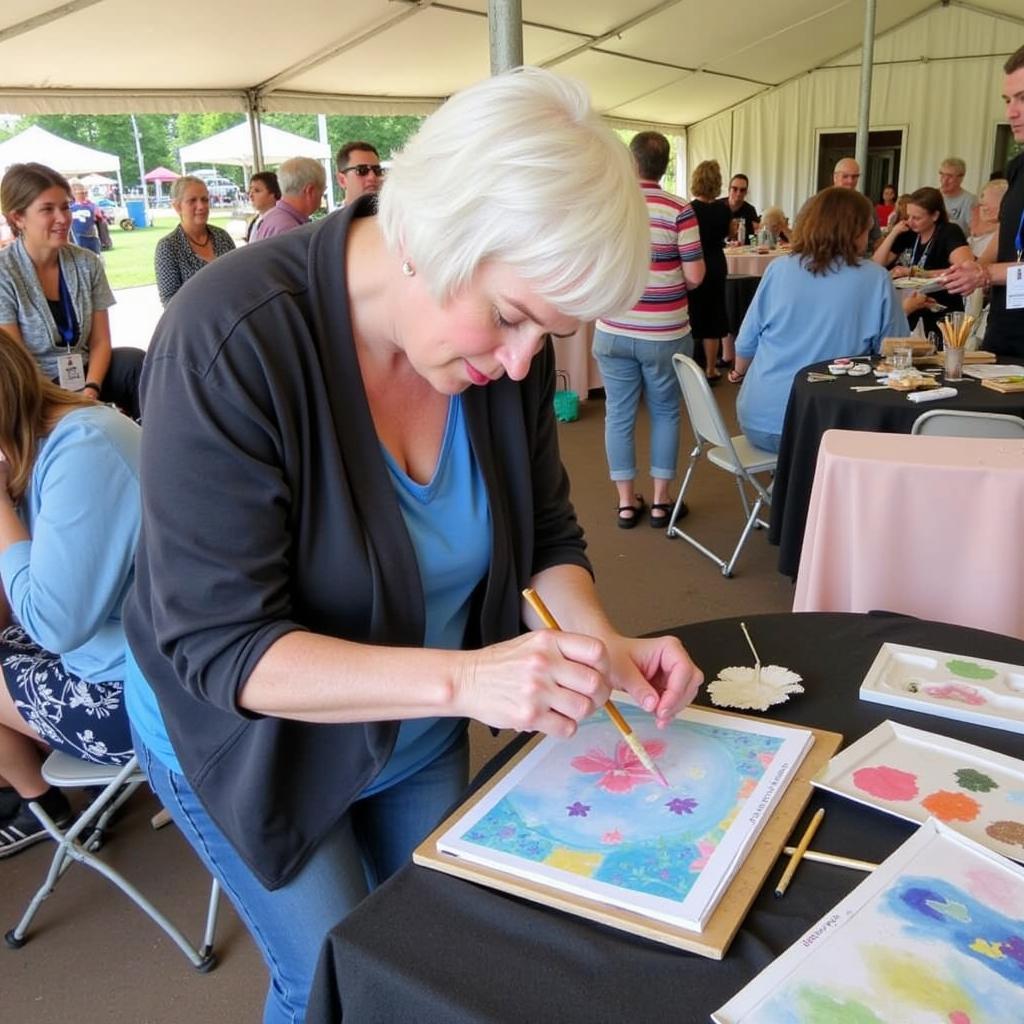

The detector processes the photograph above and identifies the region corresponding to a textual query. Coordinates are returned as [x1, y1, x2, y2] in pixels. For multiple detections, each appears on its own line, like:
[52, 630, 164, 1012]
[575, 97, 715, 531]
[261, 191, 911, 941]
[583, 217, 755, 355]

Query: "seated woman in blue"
[733, 187, 909, 453]
[0, 327, 139, 857]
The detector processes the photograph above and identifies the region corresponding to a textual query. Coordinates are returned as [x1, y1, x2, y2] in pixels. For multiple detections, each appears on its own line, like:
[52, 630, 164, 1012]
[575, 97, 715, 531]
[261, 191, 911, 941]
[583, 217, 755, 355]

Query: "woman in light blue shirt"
[0, 328, 140, 857]
[733, 187, 909, 452]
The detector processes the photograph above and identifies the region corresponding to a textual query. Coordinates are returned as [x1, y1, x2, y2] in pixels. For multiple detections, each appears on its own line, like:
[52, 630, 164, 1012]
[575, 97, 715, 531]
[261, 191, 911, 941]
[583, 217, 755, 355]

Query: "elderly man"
[253, 157, 326, 240]
[335, 141, 385, 206]
[946, 44, 1024, 356]
[833, 157, 881, 246]
[716, 173, 758, 242]
[938, 157, 978, 234]
[68, 179, 103, 254]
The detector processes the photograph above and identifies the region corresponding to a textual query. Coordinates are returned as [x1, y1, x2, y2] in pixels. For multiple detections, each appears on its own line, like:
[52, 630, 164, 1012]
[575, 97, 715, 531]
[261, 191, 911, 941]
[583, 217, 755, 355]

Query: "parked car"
[96, 198, 134, 231]
[192, 170, 240, 206]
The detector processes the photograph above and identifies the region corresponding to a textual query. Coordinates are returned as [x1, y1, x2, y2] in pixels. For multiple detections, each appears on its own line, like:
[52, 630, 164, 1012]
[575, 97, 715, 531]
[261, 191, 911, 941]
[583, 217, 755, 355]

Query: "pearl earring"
[401, 259, 415, 277]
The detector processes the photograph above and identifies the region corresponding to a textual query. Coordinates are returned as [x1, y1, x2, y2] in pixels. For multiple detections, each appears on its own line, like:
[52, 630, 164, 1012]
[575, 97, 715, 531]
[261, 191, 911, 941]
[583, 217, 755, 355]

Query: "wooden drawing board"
[414, 713, 842, 960]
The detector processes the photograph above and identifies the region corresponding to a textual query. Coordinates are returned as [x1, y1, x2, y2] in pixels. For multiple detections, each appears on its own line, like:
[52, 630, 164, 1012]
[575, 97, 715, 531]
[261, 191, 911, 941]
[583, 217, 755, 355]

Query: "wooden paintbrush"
[521, 587, 670, 788]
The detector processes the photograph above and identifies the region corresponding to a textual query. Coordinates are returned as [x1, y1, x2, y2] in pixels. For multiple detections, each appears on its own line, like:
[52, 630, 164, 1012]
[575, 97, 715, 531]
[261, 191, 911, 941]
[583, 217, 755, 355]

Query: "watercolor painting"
[714, 820, 1024, 1023]
[860, 643, 1024, 735]
[814, 722, 1024, 863]
[437, 705, 813, 931]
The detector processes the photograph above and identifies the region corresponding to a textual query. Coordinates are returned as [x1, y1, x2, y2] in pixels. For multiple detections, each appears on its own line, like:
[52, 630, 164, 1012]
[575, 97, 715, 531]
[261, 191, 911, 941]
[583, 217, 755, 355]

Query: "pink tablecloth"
[724, 248, 787, 277]
[552, 322, 601, 402]
[793, 429, 1024, 638]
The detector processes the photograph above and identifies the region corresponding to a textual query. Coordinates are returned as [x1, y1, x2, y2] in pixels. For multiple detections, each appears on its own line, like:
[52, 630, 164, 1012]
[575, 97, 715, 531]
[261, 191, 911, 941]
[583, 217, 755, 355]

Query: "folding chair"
[667, 354, 778, 577]
[911, 409, 1024, 438]
[4, 750, 220, 971]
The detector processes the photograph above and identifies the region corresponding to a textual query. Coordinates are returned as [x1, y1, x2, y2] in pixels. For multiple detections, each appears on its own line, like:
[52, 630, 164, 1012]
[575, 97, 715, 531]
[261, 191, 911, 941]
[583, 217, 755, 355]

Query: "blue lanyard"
[55, 264, 78, 349]
[1015, 207, 1024, 262]
[910, 233, 933, 268]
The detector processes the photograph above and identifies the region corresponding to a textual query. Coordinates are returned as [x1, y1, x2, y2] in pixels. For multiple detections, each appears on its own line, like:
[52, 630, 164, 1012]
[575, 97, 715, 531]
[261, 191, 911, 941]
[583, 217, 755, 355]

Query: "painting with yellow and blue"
[437, 704, 813, 931]
[713, 820, 1024, 1023]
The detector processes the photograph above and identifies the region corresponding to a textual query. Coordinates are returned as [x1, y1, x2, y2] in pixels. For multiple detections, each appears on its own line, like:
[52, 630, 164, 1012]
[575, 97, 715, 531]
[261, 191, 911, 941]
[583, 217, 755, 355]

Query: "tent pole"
[319, 114, 335, 212]
[488, 0, 522, 75]
[130, 114, 150, 226]
[248, 91, 265, 173]
[854, 0, 877, 195]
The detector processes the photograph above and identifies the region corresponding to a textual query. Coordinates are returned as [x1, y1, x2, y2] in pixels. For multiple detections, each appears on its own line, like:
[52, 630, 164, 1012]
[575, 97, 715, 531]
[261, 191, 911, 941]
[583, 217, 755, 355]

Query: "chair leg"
[723, 494, 766, 577]
[667, 444, 701, 534]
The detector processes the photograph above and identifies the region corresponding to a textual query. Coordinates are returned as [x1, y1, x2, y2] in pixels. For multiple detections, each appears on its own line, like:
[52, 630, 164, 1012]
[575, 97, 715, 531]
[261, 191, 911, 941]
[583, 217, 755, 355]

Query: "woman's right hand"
[454, 631, 612, 738]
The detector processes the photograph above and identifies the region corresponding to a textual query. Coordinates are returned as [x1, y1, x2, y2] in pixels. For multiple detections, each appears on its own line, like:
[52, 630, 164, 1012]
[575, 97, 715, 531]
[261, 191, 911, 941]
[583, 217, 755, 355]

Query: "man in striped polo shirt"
[594, 131, 705, 530]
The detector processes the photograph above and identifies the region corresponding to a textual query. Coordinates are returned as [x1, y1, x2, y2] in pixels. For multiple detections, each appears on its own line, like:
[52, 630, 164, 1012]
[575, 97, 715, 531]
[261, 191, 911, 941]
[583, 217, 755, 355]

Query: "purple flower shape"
[566, 801, 591, 818]
[1002, 935, 1024, 969]
[666, 797, 698, 815]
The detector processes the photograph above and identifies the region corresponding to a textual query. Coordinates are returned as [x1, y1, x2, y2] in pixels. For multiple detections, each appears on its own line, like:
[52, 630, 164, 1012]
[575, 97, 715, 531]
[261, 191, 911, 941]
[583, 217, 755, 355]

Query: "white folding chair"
[4, 750, 220, 971]
[667, 354, 778, 577]
[911, 409, 1024, 438]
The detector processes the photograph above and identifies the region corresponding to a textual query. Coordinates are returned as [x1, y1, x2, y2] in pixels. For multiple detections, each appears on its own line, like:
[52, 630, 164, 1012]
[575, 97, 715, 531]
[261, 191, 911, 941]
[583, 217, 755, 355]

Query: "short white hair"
[378, 67, 649, 321]
[277, 157, 326, 196]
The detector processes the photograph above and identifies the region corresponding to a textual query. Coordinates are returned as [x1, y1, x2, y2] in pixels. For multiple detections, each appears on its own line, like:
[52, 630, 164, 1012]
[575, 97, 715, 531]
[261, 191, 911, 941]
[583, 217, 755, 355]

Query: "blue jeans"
[741, 426, 782, 454]
[134, 727, 469, 1024]
[592, 329, 693, 481]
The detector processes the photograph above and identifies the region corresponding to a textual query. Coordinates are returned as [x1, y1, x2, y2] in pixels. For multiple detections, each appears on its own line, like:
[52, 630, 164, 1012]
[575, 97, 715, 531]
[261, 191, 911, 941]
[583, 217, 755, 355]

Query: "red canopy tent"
[143, 165, 179, 202]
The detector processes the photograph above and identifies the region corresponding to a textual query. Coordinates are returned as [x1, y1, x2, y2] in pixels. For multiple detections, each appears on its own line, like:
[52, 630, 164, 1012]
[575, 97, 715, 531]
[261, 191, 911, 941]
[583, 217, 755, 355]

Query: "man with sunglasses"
[336, 141, 386, 206]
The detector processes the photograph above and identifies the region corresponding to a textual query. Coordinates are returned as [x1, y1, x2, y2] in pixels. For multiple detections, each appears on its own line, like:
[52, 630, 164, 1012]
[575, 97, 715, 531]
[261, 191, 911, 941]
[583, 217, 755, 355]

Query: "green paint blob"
[955, 768, 999, 793]
[946, 659, 997, 680]
[795, 985, 884, 1024]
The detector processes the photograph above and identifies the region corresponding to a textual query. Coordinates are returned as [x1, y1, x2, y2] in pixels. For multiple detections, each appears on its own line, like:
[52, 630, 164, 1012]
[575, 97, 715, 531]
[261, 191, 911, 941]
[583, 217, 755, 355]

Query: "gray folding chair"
[5, 750, 219, 971]
[667, 354, 778, 577]
[911, 409, 1024, 438]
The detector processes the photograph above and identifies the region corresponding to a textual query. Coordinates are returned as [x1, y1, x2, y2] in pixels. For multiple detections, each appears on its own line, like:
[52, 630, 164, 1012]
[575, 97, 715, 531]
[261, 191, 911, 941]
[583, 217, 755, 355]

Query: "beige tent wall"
[687, 4, 1018, 216]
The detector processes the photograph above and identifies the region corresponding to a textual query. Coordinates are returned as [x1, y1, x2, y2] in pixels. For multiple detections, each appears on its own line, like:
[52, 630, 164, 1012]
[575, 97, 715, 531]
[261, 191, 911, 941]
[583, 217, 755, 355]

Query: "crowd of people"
[0, 44, 1021, 1023]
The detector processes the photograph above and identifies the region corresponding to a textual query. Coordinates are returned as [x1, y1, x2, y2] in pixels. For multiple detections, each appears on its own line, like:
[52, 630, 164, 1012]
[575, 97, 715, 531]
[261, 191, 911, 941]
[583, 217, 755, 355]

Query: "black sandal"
[617, 495, 646, 529]
[650, 501, 687, 528]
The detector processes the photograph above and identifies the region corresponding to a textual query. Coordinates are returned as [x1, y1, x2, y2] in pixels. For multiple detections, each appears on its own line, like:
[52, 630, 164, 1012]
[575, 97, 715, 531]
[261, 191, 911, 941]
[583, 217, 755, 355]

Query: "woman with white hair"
[153, 175, 235, 305]
[124, 68, 703, 1023]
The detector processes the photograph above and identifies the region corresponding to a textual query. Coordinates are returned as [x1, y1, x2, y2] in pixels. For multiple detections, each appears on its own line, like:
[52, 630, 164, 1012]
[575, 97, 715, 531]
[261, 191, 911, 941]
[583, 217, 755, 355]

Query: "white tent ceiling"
[0, 124, 121, 175]
[179, 122, 330, 169]
[0, 1, 1021, 130]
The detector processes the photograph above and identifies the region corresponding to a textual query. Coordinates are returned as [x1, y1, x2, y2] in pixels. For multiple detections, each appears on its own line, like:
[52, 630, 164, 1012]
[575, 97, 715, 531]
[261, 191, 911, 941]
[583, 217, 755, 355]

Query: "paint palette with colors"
[813, 721, 1024, 862]
[860, 643, 1024, 736]
[713, 820, 1024, 1023]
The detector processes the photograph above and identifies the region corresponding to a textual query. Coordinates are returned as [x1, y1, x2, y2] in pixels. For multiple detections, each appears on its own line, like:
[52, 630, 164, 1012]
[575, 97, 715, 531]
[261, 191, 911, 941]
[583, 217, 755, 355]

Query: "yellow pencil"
[782, 846, 878, 873]
[521, 588, 670, 788]
[775, 807, 825, 897]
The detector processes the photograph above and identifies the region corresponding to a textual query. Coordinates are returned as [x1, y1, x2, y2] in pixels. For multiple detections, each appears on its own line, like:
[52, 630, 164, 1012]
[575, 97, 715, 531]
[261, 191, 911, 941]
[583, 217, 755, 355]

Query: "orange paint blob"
[921, 790, 981, 822]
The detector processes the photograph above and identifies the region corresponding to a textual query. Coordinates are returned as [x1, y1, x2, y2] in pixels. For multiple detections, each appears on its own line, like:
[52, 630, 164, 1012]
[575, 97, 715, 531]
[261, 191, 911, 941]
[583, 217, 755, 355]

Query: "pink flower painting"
[570, 740, 667, 793]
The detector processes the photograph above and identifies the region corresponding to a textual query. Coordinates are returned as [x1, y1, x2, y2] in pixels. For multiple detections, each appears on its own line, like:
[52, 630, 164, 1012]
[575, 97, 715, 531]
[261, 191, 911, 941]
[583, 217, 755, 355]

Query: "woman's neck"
[918, 224, 935, 244]
[183, 223, 210, 244]
[22, 236, 60, 271]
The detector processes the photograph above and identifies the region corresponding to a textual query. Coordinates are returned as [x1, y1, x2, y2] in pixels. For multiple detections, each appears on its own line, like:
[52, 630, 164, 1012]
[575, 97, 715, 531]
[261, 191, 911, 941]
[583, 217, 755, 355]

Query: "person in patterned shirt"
[593, 131, 705, 530]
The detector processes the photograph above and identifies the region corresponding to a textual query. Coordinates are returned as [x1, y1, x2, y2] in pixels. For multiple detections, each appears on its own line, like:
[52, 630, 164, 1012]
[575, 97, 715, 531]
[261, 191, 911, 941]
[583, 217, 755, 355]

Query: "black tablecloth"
[306, 612, 1024, 1024]
[724, 274, 761, 336]
[769, 359, 1024, 578]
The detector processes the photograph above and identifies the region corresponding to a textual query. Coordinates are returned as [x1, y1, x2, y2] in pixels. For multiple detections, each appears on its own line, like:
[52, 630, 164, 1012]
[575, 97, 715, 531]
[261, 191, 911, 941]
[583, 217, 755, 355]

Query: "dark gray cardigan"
[125, 201, 590, 889]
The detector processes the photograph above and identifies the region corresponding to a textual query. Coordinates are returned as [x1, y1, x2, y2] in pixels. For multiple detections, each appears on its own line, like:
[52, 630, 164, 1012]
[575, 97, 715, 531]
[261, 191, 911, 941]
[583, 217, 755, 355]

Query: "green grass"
[102, 213, 237, 290]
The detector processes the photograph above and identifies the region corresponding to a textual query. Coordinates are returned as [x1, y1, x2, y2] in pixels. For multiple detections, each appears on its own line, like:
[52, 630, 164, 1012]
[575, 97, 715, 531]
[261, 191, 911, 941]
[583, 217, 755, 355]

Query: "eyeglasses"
[340, 164, 384, 177]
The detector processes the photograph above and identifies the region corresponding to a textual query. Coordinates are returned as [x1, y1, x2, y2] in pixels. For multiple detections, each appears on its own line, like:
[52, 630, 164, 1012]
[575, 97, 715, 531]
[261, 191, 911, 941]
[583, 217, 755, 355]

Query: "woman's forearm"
[84, 310, 112, 389]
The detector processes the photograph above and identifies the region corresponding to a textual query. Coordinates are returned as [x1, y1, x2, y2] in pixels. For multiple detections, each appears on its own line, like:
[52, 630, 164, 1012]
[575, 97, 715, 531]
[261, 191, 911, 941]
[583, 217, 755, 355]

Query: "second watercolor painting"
[814, 721, 1024, 862]
[436, 704, 813, 932]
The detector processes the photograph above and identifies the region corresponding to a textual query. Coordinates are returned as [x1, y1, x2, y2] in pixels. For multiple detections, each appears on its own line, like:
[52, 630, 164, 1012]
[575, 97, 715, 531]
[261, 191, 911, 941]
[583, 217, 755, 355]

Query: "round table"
[724, 247, 787, 276]
[305, 612, 1024, 1024]
[770, 357, 1024, 577]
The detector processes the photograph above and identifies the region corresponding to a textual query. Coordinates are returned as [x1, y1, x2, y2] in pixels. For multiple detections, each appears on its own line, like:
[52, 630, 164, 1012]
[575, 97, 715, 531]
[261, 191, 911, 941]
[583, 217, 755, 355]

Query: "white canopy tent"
[179, 122, 331, 174]
[0, 125, 125, 197]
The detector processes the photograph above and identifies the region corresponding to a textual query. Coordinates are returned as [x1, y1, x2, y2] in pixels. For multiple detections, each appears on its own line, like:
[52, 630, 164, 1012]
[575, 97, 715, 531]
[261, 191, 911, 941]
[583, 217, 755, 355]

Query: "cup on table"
[943, 344, 964, 382]
[889, 345, 914, 380]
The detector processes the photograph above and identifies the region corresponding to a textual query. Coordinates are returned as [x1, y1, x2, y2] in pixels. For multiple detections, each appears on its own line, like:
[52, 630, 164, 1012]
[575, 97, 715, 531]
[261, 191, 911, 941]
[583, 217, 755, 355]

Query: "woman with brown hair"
[873, 185, 974, 334]
[732, 187, 909, 452]
[0, 327, 140, 856]
[0, 163, 145, 421]
[688, 159, 731, 381]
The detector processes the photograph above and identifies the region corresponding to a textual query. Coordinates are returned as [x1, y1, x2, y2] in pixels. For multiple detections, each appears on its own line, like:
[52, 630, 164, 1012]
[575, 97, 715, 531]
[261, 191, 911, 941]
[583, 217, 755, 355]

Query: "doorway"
[816, 130, 904, 203]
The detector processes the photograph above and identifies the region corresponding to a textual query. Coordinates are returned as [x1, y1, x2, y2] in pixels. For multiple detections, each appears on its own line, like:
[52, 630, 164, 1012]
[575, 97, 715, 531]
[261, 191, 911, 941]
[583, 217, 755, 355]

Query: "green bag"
[553, 371, 579, 422]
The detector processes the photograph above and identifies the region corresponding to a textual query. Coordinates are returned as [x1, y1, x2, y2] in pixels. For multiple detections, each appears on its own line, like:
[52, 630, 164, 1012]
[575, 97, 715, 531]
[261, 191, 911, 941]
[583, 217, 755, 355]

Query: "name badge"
[1007, 264, 1024, 310]
[57, 352, 86, 391]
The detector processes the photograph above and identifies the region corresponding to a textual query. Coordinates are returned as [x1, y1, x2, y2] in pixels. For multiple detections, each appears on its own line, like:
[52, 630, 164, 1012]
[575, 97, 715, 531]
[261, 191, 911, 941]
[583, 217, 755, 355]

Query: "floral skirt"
[1, 625, 132, 766]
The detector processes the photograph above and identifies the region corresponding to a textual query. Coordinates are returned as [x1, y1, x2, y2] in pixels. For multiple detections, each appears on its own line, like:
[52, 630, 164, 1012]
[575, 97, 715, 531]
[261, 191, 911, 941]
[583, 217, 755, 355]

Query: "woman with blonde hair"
[733, 187, 908, 452]
[153, 175, 235, 305]
[0, 163, 144, 420]
[124, 68, 703, 1022]
[0, 327, 139, 857]
[688, 159, 731, 381]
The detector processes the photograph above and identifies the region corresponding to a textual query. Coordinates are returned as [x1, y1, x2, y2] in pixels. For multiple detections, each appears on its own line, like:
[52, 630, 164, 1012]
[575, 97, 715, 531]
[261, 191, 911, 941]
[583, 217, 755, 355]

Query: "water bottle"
[737, 217, 746, 245]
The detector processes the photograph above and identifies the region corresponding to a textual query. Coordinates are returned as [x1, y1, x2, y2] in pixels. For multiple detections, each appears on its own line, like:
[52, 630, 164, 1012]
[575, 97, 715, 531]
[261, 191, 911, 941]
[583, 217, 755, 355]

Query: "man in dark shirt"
[716, 174, 759, 242]
[945, 43, 1024, 355]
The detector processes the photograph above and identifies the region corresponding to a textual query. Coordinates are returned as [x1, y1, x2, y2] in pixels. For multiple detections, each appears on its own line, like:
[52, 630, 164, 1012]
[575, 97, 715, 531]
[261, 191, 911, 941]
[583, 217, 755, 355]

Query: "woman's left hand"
[604, 634, 703, 728]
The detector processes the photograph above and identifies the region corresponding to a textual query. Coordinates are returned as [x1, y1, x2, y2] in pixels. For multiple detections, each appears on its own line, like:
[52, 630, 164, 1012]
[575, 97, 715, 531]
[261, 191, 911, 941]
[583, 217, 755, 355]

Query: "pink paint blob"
[925, 684, 986, 706]
[852, 764, 919, 801]
[949, 1012, 972, 1024]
